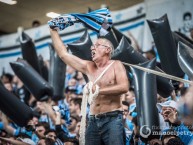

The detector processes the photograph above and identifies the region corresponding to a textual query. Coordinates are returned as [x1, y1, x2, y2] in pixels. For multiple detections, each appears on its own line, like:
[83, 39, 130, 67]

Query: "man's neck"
[94, 58, 111, 68]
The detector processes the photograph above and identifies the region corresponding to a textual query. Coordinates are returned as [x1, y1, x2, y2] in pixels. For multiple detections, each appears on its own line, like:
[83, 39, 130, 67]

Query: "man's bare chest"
[88, 68, 116, 87]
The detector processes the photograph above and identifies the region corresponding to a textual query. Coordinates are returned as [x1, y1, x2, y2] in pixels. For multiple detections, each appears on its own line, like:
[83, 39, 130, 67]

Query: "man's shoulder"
[114, 60, 121, 63]
[113, 60, 124, 66]
[109, 60, 120, 64]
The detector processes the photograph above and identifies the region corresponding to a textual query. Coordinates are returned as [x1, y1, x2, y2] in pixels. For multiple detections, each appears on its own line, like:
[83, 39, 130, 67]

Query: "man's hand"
[36, 101, 45, 113]
[83, 82, 100, 104]
[165, 108, 181, 125]
[170, 90, 177, 101]
[162, 107, 171, 120]
[83, 82, 99, 95]
[49, 27, 89, 74]
[55, 112, 61, 125]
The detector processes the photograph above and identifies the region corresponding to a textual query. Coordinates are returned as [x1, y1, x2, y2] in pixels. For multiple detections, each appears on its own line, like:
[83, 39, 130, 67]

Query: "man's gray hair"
[99, 38, 114, 58]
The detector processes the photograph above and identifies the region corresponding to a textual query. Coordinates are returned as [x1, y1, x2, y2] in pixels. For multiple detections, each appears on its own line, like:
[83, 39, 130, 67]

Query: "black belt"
[90, 110, 123, 119]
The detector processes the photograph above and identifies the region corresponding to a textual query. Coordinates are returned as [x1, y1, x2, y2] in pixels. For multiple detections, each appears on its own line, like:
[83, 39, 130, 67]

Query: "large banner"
[0, 3, 145, 73]
[143, 0, 193, 52]
[1, 0, 193, 74]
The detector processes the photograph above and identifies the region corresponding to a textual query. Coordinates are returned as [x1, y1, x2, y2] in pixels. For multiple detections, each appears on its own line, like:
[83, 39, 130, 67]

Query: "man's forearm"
[49, 28, 88, 74]
[50, 29, 67, 56]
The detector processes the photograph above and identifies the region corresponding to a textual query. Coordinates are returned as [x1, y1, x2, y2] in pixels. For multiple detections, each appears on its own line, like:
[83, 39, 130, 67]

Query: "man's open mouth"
[91, 51, 95, 58]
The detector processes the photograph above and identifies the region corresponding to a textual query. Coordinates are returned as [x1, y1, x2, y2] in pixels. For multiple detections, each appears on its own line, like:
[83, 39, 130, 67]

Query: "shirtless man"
[50, 28, 129, 145]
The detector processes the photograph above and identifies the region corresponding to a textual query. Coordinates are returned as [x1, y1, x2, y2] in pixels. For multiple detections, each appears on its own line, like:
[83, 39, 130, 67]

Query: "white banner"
[0, 3, 146, 73]
[1, 0, 193, 74]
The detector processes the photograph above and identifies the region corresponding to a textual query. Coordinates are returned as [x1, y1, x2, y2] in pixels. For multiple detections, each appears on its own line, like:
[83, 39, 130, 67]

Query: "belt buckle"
[95, 114, 100, 119]
[95, 113, 107, 119]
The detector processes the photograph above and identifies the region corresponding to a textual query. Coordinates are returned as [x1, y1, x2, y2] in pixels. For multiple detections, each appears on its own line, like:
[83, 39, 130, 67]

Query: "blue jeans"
[85, 113, 125, 145]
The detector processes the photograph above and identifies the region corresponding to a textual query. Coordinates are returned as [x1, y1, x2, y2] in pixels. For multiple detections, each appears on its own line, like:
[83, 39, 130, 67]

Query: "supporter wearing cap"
[157, 100, 193, 145]
[157, 100, 178, 111]
[157, 100, 179, 122]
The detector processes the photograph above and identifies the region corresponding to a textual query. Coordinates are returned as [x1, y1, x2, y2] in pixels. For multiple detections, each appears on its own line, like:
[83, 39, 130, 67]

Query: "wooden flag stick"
[122, 62, 192, 84]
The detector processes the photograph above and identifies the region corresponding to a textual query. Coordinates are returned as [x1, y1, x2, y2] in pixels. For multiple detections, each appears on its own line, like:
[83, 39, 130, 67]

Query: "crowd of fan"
[0, 66, 85, 145]
[1, 58, 193, 145]
[0, 30, 193, 145]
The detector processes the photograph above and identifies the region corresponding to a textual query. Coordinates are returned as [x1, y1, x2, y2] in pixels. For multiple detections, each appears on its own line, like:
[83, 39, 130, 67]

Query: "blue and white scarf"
[48, 8, 112, 36]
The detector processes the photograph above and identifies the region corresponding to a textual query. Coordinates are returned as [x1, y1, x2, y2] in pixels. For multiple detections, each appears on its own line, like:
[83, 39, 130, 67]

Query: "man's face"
[69, 101, 77, 114]
[161, 107, 175, 121]
[76, 72, 84, 80]
[183, 15, 192, 30]
[4, 83, 13, 92]
[184, 16, 191, 24]
[36, 102, 45, 114]
[122, 105, 129, 120]
[68, 118, 77, 132]
[36, 126, 46, 138]
[32, 117, 39, 125]
[68, 78, 77, 86]
[46, 132, 56, 141]
[125, 91, 135, 104]
[91, 39, 110, 61]
[1, 76, 9, 84]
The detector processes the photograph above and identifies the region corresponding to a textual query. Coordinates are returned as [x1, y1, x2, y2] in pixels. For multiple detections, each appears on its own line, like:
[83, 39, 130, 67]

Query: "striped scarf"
[48, 8, 112, 36]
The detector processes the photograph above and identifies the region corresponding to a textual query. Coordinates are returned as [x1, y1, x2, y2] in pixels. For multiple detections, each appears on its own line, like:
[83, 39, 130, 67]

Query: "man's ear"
[105, 47, 111, 54]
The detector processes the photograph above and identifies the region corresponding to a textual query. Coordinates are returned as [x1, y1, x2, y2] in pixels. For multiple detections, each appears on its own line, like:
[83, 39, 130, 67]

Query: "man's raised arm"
[49, 29, 89, 74]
